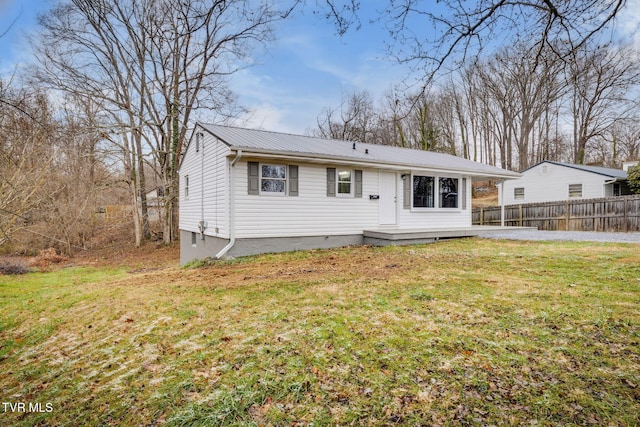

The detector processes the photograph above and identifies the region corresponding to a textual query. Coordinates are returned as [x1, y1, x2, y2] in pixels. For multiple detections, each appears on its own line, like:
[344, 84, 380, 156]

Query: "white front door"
[379, 172, 397, 225]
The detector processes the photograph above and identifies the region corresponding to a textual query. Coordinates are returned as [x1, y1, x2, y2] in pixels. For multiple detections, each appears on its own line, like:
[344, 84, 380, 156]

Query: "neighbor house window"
[184, 175, 189, 199]
[337, 169, 352, 195]
[439, 177, 458, 208]
[514, 187, 525, 200]
[413, 175, 435, 208]
[260, 164, 286, 194]
[568, 184, 582, 198]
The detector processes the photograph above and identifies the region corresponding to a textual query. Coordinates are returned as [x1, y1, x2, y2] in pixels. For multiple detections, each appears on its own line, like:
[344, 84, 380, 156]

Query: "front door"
[379, 172, 397, 225]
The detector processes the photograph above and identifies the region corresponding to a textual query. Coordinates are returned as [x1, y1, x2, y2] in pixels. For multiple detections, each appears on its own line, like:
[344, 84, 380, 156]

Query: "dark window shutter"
[354, 170, 363, 198]
[288, 165, 299, 196]
[327, 168, 336, 197]
[403, 174, 411, 209]
[248, 162, 259, 195]
[462, 178, 467, 210]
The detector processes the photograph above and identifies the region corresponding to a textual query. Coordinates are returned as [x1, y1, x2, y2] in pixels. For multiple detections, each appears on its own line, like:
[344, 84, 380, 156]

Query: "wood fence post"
[519, 204, 523, 227]
[480, 207, 484, 225]
[624, 197, 628, 233]
[565, 201, 570, 231]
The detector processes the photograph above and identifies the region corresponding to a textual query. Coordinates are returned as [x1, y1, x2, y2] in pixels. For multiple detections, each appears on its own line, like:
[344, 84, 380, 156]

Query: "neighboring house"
[498, 161, 631, 206]
[144, 187, 165, 222]
[179, 124, 519, 264]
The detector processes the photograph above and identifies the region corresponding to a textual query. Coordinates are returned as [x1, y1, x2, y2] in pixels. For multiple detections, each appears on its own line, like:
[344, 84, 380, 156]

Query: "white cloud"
[618, 0, 640, 48]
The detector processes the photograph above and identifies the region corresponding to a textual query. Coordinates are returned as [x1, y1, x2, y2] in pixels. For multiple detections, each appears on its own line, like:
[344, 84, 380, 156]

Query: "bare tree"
[321, 1, 628, 83]
[40, 96, 114, 255]
[315, 89, 378, 142]
[0, 83, 56, 247]
[566, 43, 640, 164]
[34, 0, 293, 245]
[469, 44, 564, 170]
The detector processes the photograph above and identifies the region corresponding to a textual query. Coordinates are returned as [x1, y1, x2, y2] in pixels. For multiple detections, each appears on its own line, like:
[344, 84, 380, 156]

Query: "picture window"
[412, 175, 460, 209]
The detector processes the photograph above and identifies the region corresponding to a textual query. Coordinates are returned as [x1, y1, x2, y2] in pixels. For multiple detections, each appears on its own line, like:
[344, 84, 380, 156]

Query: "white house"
[179, 124, 519, 264]
[498, 161, 631, 206]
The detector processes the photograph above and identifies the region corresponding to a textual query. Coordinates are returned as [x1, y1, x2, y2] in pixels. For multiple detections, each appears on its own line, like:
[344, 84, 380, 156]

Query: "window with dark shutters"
[249, 162, 299, 196]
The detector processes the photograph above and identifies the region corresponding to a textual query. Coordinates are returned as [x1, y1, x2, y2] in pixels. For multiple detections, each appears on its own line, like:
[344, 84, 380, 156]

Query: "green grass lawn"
[0, 239, 638, 426]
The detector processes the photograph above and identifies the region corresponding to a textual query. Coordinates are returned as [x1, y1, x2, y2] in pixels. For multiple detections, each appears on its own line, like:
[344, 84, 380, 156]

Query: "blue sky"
[1, 0, 639, 135]
[229, 6, 413, 134]
[0, 0, 408, 134]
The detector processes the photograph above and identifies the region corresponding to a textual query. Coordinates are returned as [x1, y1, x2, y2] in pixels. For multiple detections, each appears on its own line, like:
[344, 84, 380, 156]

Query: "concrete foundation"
[180, 230, 362, 265]
[180, 226, 533, 265]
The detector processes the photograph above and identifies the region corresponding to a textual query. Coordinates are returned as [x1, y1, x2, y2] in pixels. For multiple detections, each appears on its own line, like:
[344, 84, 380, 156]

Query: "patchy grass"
[0, 239, 638, 426]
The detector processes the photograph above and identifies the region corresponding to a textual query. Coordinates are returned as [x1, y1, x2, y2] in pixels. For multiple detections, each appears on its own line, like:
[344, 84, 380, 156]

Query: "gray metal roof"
[526, 161, 628, 179]
[198, 123, 520, 179]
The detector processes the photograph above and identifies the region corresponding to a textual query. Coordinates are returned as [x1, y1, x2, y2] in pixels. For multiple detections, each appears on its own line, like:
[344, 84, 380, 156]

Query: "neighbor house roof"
[523, 161, 628, 179]
[195, 124, 520, 179]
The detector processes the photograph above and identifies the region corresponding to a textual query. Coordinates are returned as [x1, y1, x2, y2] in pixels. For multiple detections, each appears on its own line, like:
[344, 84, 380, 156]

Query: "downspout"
[215, 149, 242, 259]
[198, 132, 206, 239]
[500, 179, 505, 227]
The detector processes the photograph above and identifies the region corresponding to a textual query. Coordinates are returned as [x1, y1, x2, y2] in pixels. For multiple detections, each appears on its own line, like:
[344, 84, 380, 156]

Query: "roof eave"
[228, 146, 521, 180]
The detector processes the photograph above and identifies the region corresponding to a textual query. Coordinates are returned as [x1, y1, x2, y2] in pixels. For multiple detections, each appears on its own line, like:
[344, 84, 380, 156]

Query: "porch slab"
[363, 226, 535, 246]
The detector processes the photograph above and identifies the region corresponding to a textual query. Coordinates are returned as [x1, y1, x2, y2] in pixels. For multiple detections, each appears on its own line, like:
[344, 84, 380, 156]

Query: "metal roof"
[524, 161, 628, 179]
[198, 123, 520, 179]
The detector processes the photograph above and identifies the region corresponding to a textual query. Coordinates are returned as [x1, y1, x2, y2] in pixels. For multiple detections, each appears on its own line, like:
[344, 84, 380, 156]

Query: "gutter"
[604, 177, 628, 184]
[199, 132, 206, 239]
[215, 149, 242, 259]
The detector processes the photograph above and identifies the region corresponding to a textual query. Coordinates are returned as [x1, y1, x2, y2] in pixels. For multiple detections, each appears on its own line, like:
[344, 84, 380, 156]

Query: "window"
[412, 175, 460, 209]
[613, 183, 621, 197]
[568, 184, 582, 198]
[184, 175, 189, 199]
[191, 232, 196, 246]
[261, 164, 286, 194]
[514, 187, 525, 200]
[439, 177, 458, 208]
[337, 170, 352, 195]
[413, 176, 435, 208]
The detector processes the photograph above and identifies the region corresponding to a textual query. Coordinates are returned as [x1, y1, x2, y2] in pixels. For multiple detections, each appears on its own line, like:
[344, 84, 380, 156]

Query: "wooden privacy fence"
[473, 195, 640, 232]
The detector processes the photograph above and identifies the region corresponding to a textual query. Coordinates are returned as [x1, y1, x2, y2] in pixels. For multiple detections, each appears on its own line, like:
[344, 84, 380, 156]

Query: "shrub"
[627, 164, 640, 194]
[28, 248, 68, 271]
[0, 261, 30, 275]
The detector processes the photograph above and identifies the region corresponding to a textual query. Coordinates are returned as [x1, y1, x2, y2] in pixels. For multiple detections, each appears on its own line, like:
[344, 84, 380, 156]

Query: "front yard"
[1, 239, 638, 425]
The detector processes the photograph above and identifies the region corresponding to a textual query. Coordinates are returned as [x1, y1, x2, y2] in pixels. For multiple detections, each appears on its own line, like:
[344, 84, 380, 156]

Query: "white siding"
[499, 162, 608, 206]
[233, 161, 473, 238]
[179, 128, 230, 238]
[234, 161, 378, 238]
